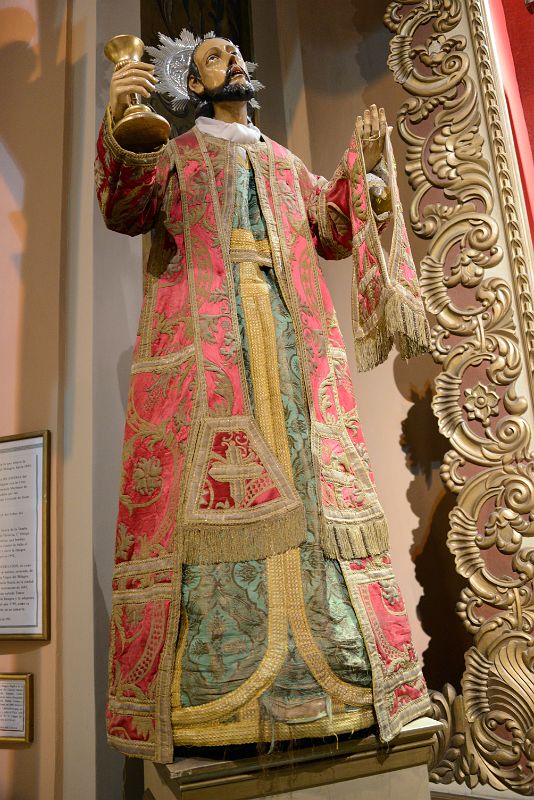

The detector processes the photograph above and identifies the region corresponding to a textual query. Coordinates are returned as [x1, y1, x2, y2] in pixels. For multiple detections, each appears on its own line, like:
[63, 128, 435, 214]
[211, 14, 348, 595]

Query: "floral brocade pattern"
[178, 163, 371, 709]
[96, 114, 431, 760]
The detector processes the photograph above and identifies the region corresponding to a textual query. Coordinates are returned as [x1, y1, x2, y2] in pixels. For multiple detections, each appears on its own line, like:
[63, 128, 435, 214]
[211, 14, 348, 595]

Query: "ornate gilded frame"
[0, 673, 34, 745]
[385, 0, 534, 793]
[0, 430, 50, 641]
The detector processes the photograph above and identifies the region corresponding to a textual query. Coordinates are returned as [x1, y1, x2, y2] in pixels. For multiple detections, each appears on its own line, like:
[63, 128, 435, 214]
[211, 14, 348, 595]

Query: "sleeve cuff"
[103, 105, 165, 167]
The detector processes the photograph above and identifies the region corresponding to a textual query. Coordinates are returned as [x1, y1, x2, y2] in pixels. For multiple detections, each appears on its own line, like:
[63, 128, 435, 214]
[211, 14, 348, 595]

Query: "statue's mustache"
[225, 64, 248, 83]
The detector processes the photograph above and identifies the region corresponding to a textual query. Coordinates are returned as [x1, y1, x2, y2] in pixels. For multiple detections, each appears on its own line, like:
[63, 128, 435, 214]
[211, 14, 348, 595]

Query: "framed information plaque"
[0, 673, 33, 744]
[0, 431, 50, 640]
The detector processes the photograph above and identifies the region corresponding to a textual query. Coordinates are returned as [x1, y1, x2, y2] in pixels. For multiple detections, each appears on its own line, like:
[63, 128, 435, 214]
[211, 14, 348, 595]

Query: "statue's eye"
[207, 53, 218, 63]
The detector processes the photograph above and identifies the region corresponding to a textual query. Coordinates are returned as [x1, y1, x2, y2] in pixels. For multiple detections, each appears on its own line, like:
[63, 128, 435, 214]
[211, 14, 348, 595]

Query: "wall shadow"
[397, 369, 472, 690]
[0, 4, 68, 799]
[0, 4, 66, 436]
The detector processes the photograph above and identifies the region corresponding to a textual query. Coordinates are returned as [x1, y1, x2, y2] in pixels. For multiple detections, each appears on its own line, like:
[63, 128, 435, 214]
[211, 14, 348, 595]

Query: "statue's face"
[189, 37, 249, 97]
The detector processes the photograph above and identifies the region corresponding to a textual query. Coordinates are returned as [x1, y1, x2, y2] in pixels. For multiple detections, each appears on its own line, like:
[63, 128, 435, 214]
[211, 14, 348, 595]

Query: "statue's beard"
[201, 68, 255, 104]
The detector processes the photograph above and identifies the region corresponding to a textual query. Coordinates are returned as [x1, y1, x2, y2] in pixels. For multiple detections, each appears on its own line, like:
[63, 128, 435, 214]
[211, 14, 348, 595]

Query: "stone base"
[144, 716, 440, 800]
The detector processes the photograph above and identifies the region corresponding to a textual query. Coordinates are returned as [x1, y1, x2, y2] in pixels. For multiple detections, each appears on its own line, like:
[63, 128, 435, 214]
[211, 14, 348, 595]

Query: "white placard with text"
[0, 435, 46, 637]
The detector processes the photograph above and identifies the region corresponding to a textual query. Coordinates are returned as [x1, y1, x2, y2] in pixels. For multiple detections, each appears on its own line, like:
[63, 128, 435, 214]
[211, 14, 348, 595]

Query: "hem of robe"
[172, 705, 376, 747]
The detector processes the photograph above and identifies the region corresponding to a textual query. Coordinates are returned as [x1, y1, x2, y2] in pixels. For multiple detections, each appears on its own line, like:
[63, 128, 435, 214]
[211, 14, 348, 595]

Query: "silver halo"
[146, 29, 263, 113]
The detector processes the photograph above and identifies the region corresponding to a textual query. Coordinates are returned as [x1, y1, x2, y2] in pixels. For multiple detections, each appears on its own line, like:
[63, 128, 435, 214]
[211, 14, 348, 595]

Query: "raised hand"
[109, 61, 158, 121]
[356, 104, 387, 173]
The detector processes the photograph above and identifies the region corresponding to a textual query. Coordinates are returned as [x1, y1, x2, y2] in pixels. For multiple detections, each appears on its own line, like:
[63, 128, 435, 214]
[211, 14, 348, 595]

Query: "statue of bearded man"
[95, 31, 432, 764]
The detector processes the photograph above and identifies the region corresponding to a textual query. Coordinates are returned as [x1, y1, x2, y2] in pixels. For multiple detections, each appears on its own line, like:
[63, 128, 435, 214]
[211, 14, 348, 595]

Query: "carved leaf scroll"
[385, 0, 534, 793]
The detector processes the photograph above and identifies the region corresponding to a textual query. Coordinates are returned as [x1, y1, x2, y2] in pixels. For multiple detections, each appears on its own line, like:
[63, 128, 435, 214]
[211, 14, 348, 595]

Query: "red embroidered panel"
[311, 422, 381, 524]
[183, 416, 302, 527]
[109, 598, 170, 700]
[200, 430, 282, 511]
[341, 557, 432, 741]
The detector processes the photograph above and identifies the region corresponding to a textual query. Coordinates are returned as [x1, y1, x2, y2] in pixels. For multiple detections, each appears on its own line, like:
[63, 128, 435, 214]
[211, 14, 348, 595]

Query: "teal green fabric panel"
[179, 161, 371, 710]
[180, 560, 269, 707]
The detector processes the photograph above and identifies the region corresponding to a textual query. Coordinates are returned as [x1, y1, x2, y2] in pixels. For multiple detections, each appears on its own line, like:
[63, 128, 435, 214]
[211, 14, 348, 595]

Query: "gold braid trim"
[239, 259, 292, 471]
[238, 260, 374, 709]
[180, 504, 306, 565]
[103, 105, 165, 166]
[230, 228, 272, 256]
[171, 551, 288, 728]
[284, 549, 374, 705]
[173, 706, 375, 746]
[320, 514, 390, 560]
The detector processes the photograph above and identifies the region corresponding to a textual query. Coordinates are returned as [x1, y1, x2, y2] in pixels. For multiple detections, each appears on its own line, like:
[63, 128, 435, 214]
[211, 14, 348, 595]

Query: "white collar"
[195, 115, 262, 145]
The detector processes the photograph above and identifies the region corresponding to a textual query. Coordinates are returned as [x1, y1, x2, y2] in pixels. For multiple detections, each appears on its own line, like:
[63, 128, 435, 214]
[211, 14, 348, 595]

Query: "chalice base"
[113, 111, 171, 153]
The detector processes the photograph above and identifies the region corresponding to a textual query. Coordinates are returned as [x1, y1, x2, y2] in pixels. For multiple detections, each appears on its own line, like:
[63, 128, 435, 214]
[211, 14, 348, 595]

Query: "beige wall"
[0, 0, 67, 797]
[0, 0, 122, 797]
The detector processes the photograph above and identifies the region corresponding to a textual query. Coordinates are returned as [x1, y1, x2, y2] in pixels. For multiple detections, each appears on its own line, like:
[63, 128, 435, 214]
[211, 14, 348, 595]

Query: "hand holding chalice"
[105, 35, 170, 153]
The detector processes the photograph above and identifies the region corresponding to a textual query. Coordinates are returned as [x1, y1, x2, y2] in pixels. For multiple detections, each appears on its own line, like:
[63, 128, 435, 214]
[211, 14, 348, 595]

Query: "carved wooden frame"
[385, 0, 534, 793]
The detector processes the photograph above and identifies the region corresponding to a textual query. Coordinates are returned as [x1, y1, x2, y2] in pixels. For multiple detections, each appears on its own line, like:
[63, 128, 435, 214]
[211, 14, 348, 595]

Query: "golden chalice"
[104, 34, 170, 153]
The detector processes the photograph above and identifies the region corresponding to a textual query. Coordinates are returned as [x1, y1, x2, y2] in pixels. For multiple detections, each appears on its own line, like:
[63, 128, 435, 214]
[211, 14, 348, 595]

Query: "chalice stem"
[112, 58, 141, 110]
[104, 34, 170, 152]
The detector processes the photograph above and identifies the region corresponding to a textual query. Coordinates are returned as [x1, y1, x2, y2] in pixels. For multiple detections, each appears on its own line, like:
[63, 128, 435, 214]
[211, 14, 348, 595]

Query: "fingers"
[370, 104, 379, 137]
[112, 63, 158, 98]
[113, 62, 158, 82]
[357, 105, 389, 137]
[379, 107, 388, 138]
[109, 62, 159, 119]
[363, 107, 371, 139]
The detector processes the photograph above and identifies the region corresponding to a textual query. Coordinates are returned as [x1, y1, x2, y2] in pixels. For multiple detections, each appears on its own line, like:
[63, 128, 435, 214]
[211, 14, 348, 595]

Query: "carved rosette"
[385, 0, 534, 793]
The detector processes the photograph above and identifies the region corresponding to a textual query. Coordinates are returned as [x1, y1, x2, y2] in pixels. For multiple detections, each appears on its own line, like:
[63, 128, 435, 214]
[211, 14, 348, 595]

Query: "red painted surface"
[487, 0, 534, 240]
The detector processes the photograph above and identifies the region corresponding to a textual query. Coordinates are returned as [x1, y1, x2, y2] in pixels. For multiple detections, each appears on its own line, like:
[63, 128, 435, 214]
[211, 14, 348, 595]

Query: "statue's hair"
[186, 36, 235, 96]
[186, 36, 253, 121]
[147, 29, 262, 116]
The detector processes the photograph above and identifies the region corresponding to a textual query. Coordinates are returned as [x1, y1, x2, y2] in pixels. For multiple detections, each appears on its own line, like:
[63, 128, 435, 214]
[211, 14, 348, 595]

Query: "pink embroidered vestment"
[95, 108, 431, 763]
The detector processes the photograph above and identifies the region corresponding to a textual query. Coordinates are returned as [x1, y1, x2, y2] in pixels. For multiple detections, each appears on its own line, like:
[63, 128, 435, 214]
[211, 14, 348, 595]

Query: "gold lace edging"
[180, 504, 307, 564]
[230, 228, 271, 256]
[320, 514, 390, 560]
[171, 552, 288, 726]
[353, 287, 430, 373]
[172, 706, 375, 746]
[103, 105, 165, 167]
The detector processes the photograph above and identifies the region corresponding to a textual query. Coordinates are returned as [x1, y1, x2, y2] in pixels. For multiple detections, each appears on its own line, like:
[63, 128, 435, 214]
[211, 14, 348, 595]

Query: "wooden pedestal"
[144, 716, 440, 800]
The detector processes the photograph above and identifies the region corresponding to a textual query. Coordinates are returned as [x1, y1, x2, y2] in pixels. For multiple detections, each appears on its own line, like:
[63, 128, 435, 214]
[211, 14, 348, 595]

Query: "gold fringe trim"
[320, 514, 390, 560]
[388, 289, 431, 358]
[181, 504, 306, 564]
[354, 287, 430, 373]
[173, 706, 375, 746]
[353, 317, 393, 374]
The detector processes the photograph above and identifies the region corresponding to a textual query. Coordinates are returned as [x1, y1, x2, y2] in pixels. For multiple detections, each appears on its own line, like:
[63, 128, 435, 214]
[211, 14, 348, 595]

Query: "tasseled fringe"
[320, 514, 390, 560]
[181, 503, 306, 564]
[354, 287, 430, 373]
[353, 317, 392, 373]
[387, 289, 430, 359]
